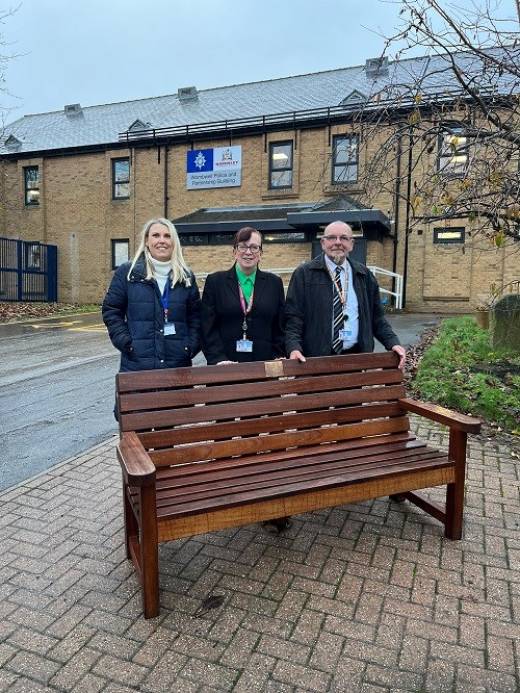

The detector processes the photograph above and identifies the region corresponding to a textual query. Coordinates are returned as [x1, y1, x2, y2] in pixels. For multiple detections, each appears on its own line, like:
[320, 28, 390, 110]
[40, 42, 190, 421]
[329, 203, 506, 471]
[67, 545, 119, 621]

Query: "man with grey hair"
[285, 220, 406, 368]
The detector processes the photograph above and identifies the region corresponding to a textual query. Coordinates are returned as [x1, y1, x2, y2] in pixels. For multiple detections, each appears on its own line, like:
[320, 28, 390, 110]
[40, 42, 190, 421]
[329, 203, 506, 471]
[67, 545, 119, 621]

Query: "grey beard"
[331, 252, 346, 265]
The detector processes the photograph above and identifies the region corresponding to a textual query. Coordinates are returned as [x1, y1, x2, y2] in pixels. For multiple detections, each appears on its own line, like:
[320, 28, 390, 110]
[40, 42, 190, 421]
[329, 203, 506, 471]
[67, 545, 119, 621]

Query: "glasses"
[236, 243, 262, 254]
[322, 235, 354, 243]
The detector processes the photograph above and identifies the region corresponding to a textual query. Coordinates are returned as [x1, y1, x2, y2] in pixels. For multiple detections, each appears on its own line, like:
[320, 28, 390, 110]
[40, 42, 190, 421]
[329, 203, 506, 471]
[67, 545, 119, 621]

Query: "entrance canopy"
[172, 195, 392, 238]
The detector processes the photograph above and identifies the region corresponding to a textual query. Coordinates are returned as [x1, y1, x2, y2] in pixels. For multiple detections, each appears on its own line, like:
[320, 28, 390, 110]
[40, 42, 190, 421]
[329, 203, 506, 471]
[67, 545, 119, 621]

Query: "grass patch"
[55, 303, 100, 314]
[412, 316, 520, 433]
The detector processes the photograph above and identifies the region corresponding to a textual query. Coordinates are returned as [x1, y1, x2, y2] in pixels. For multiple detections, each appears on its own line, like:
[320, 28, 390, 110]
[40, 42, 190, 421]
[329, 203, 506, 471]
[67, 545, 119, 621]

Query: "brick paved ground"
[0, 418, 519, 692]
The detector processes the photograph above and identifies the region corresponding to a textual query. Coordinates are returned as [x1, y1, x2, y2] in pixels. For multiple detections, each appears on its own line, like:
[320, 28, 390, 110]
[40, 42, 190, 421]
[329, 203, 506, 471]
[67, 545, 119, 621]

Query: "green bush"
[413, 317, 520, 431]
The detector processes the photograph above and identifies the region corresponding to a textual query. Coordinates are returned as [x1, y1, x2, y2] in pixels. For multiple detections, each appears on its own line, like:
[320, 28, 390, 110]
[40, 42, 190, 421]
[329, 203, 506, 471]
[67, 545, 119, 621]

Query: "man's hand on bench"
[391, 345, 406, 371]
[289, 350, 306, 362]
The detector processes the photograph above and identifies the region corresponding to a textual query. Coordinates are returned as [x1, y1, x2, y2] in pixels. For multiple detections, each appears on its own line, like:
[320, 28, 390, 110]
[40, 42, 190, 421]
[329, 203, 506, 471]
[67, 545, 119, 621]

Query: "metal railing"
[0, 237, 58, 302]
[367, 266, 403, 310]
[118, 86, 500, 144]
[195, 265, 404, 309]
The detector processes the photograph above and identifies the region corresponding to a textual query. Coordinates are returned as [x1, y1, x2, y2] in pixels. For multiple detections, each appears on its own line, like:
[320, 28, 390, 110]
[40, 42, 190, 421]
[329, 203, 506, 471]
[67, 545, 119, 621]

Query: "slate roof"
[1, 47, 516, 156]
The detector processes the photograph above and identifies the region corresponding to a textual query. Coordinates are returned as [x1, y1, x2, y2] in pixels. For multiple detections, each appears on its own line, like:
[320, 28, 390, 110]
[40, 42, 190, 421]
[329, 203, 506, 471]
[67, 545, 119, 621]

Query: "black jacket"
[285, 253, 400, 357]
[102, 255, 201, 371]
[201, 266, 285, 364]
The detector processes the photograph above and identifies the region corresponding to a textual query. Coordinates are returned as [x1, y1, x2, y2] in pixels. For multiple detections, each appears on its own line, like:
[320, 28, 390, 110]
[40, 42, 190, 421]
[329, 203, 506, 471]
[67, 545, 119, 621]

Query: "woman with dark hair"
[201, 226, 285, 365]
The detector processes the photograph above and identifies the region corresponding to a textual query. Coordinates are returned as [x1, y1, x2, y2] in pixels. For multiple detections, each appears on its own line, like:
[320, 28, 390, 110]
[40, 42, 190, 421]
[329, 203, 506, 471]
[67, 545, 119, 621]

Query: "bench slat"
[149, 417, 410, 467]
[154, 431, 417, 480]
[116, 352, 400, 393]
[119, 368, 403, 414]
[153, 446, 439, 506]
[121, 384, 406, 431]
[155, 454, 452, 518]
[156, 467, 455, 542]
[138, 402, 405, 449]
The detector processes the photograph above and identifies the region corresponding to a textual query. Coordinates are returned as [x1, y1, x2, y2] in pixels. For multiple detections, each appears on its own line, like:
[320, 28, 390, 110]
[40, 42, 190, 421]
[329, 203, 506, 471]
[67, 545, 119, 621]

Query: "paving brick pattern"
[0, 418, 519, 691]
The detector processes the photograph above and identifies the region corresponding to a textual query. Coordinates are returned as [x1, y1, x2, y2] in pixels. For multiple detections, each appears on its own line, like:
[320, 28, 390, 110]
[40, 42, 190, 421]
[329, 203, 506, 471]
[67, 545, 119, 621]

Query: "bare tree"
[344, 0, 520, 247]
[0, 5, 19, 125]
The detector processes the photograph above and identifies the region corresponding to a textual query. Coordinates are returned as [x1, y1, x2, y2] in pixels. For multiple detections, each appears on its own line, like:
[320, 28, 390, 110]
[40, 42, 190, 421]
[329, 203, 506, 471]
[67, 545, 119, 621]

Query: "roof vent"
[4, 134, 22, 150]
[128, 119, 150, 132]
[365, 56, 389, 78]
[178, 86, 198, 102]
[340, 90, 367, 107]
[64, 103, 83, 116]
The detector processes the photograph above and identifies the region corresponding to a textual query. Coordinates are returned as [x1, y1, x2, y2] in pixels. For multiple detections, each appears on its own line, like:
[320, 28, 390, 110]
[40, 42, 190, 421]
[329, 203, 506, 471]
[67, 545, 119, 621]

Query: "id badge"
[339, 320, 352, 341]
[236, 339, 253, 353]
[164, 322, 176, 336]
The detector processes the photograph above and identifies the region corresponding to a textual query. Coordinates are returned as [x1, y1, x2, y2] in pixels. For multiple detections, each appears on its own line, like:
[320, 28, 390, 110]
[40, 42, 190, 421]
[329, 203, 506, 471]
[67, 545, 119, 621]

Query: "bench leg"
[139, 484, 160, 618]
[123, 482, 138, 560]
[445, 430, 467, 540]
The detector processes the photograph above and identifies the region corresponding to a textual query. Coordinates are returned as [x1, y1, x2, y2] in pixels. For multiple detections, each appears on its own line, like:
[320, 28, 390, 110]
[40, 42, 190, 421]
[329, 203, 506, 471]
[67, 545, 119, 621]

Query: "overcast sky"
[1, 0, 517, 122]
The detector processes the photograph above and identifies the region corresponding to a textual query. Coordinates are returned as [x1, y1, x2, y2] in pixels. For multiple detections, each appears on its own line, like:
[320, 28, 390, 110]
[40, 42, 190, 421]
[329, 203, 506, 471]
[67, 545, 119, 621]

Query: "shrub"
[413, 317, 520, 431]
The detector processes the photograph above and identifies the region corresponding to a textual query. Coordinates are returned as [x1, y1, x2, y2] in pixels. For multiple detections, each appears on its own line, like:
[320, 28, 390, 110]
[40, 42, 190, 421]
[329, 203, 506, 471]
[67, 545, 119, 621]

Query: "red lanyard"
[238, 284, 254, 337]
[238, 284, 254, 315]
[328, 268, 346, 307]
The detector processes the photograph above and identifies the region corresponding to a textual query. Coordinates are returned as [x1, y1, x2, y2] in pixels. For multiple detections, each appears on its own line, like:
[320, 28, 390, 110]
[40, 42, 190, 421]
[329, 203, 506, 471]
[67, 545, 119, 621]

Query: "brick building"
[0, 52, 517, 310]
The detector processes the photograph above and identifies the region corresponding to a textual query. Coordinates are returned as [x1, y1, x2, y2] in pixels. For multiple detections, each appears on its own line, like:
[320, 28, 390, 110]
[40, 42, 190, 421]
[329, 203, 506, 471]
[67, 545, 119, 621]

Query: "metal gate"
[0, 237, 58, 302]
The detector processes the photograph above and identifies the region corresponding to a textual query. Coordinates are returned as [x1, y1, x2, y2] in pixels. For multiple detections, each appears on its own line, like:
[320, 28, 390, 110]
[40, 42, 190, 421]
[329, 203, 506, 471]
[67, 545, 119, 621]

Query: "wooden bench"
[116, 352, 481, 618]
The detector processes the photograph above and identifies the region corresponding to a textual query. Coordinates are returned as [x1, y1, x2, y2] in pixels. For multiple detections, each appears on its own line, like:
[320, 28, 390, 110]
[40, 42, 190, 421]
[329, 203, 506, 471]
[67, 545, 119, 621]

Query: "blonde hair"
[128, 218, 192, 287]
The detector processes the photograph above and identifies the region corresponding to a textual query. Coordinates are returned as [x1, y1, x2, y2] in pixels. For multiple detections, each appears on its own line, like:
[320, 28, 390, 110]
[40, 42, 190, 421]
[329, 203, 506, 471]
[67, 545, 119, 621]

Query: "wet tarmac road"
[0, 312, 119, 490]
[0, 311, 443, 491]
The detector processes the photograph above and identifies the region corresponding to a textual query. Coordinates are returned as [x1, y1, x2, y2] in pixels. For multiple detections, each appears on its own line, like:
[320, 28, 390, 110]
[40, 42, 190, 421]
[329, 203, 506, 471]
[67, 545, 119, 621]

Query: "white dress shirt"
[324, 254, 359, 349]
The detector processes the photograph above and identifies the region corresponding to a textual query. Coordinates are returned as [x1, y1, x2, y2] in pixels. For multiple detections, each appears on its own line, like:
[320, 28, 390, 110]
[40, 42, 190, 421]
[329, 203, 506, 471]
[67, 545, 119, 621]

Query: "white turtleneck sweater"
[149, 257, 171, 294]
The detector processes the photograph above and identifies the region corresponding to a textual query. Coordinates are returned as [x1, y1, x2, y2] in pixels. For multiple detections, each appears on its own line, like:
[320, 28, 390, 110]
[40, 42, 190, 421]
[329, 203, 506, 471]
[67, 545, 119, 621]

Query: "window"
[178, 233, 235, 246]
[433, 227, 465, 244]
[263, 232, 306, 243]
[112, 158, 130, 199]
[25, 242, 42, 269]
[269, 141, 293, 189]
[438, 127, 468, 176]
[24, 166, 40, 206]
[111, 239, 130, 268]
[180, 234, 209, 246]
[332, 135, 358, 184]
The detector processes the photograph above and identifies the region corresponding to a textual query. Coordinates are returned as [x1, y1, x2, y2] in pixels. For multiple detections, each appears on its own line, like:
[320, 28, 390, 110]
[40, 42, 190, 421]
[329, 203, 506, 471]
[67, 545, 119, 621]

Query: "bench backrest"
[116, 352, 407, 469]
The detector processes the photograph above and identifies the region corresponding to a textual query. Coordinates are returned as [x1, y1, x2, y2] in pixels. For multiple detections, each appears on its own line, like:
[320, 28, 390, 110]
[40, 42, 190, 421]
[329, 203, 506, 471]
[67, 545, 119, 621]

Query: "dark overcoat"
[285, 253, 400, 357]
[102, 255, 201, 371]
[201, 266, 285, 365]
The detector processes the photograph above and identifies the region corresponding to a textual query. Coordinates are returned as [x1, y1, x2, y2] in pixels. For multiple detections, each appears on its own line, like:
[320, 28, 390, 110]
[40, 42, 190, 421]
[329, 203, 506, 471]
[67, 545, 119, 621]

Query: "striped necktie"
[332, 265, 343, 354]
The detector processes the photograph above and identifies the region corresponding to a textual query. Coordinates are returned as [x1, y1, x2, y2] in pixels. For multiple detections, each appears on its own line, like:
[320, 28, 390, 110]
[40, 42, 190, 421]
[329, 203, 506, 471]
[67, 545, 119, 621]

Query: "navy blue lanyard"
[160, 280, 170, 321]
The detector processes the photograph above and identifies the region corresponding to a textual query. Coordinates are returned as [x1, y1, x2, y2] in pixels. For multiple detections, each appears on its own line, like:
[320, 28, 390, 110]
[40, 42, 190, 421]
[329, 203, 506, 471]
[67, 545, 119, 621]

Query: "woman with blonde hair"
[102, 218, 201, 386]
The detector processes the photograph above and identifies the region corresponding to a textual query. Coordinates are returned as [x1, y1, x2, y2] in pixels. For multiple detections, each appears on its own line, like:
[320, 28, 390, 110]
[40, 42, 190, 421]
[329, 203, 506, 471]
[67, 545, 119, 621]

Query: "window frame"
[437, 125, 469, 177]
[331, 134, 359, 185]
[433, 227, 466, 245]
[25, 242, 42, 269]
[111, 239, 130, 269]
[111, 157, 131, 200]
[268, 140, 294, 190]
[24, 166, 40, 206]
[179, 230, 309, 246]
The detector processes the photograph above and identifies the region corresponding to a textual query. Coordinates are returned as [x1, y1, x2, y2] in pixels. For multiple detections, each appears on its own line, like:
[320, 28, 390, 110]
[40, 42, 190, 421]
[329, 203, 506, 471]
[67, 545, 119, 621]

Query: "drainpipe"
[392, 127, 403, 280]
[402, 125, 414, 310]
[163, 144, 169, 218]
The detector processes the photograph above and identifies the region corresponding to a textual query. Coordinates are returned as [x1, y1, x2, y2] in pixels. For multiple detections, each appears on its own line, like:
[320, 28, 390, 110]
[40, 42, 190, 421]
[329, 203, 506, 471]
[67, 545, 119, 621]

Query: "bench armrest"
[117, 432, 156, 486]
[399, 397, 481, 434]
